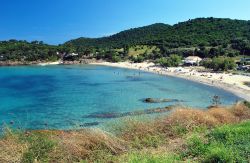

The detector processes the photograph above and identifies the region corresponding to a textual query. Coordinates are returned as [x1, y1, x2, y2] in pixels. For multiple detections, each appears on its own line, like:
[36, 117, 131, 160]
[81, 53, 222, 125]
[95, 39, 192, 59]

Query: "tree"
[111, 55, 122, 62]
[209, 48, 219, 58]
[157, 54, 182, 67]
[132, 55, 145, 63]
[123, 45, 129, 55]
[203, 57, 236, 71]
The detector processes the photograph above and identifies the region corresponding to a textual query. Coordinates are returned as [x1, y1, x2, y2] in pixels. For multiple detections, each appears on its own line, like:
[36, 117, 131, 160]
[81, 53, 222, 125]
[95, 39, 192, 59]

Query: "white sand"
[37, 61, 62, 66]
[91, 61, 250, 101]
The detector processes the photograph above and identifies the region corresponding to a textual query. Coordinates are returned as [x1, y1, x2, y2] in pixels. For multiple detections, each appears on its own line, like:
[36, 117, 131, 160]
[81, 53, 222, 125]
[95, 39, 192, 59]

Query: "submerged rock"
[84, 106, 175, 119]
[84, 112, 122, 119]
[80, 122, 100, 127]
[143, 98, 181, 103]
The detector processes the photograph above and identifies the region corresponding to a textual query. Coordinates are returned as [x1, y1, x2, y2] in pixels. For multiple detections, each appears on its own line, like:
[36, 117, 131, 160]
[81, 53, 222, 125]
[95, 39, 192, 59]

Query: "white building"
[184, 56, 202, 66]
[64, 53, 79, 58]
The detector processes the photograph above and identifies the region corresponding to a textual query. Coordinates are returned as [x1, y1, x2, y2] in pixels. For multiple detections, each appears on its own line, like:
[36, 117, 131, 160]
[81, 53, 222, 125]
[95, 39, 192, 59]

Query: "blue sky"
[0, 0, 250, 45]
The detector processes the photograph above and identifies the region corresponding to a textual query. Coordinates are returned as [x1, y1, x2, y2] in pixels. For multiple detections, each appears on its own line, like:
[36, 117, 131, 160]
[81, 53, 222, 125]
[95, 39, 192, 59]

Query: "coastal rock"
[62, 61, 80, 65]
[79, 58, 97, 64]
[0, 61, 40, 66]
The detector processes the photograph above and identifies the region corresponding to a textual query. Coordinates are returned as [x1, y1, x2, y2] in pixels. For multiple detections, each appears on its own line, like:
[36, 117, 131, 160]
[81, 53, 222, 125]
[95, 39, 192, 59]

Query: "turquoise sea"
[0, 65, 241, 131]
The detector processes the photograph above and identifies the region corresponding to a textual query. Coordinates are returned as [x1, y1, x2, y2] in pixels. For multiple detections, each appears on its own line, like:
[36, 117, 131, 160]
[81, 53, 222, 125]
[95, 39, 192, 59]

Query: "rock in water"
[143, 98, 181, 103]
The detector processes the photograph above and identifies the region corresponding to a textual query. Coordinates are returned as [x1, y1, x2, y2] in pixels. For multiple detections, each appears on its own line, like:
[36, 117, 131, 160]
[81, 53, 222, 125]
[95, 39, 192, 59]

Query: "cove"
[0, 65, 241, 131]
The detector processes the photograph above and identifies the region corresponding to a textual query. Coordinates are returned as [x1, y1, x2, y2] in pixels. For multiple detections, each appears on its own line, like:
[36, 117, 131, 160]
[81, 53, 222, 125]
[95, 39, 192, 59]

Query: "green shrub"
[208, 121, 250, 162]
[131, 134, 165, 149]
[183, 134, 207, 158]
[204, 143, 235, 163]
[243, 101, 250, 108]
[171, 124, 188, 136]
[48, 55, 59, 62]
[131, 55, 145, 63]
[203, 57, 236, 71]
[181, 121, 250, 162]
[157, 54, 182, 67]
[20, 133, 56, 163]
[123, 152, 181, 163]
[111, 55, 122, 62]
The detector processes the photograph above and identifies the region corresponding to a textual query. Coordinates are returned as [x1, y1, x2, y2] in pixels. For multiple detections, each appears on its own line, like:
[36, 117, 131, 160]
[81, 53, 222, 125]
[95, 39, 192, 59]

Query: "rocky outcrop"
[0, 61, 44, 66]
[62, 61, 80, 65]
[79, 58, 98, 64]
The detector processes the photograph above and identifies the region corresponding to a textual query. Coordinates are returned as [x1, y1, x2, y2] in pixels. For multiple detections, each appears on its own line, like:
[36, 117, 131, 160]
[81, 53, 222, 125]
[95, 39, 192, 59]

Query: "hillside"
[65, 18, 250, 50]
[0, 40, 60, 62]
[1, 18, 250, 64]
[65, 23, 172, 48]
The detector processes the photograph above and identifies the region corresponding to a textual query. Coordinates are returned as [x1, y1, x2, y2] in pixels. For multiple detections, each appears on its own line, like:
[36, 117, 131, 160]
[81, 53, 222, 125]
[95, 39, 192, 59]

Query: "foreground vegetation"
[1, 102, 250, 163]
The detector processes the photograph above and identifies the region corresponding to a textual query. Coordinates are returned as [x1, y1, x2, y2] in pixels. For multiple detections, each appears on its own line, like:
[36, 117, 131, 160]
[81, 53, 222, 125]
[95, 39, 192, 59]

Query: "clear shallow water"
[0, 65, 241, 131]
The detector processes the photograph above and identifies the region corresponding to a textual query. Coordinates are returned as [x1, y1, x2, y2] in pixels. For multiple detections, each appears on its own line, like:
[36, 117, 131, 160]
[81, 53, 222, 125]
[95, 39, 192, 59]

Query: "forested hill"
[65, 18, 250, 49]
[0, 40, 62, 62]
[65, 23, 172, 48]
[1, 18, 250, 63]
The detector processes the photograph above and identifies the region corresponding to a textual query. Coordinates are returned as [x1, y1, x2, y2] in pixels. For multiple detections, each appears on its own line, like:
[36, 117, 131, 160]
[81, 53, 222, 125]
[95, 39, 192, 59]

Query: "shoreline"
[0, 59, 98, 67]
[90, 61, 250, 101]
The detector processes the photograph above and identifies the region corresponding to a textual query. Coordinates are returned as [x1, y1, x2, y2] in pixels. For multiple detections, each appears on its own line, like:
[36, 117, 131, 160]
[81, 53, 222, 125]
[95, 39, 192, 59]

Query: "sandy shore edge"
[90, 61, 250, 101]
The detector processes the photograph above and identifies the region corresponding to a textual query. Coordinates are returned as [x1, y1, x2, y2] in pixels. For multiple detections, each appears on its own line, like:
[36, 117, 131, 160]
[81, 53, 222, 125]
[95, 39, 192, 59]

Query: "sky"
[0, 0, 250, 45]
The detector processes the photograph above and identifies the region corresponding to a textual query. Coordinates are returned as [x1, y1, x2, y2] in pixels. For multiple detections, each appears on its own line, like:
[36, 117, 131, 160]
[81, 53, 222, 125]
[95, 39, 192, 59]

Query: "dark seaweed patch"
[80, 122, 101, 127]
[142, 98, 185, 103]
[84, 106, 174, 119]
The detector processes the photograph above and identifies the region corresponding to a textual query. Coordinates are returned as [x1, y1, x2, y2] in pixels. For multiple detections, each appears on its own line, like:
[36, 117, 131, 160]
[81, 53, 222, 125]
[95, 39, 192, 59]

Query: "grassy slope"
[0, 102, 250, 163]
[127, 45, 160, 56]
[114, 45, 160, 57]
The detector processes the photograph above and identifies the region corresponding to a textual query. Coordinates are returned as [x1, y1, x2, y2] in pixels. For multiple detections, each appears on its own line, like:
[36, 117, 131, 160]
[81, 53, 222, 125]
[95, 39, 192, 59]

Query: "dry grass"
[118, 103, 250, 142]
[164, 103, 250, 128]
[48, 129, 128, 162]
[0, 133, 27, 163]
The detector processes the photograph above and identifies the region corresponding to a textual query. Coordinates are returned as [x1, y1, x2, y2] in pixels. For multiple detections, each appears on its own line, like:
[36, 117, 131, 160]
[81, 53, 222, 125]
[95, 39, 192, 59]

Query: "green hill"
[65, 17, 250, 50]
[0, 40, 60, 62]
[1, 18, 250, 63]
[65, 23, 172, 48]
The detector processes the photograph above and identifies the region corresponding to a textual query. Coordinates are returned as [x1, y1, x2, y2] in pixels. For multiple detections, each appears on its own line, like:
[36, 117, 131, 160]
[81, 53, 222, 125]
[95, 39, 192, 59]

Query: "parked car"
[237, 65, 250, 71]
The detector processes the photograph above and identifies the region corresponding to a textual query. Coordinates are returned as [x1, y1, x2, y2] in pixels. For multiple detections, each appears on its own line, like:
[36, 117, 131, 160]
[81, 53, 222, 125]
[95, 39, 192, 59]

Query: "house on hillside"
[0, 55, 5, 61]
[63, 53, 79, 61]
[184, 56, 202, 66]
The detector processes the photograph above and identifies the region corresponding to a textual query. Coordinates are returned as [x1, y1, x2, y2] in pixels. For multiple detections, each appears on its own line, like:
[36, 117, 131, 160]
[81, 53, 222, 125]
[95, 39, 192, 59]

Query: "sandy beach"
[37, 61, 62, 66]
[91, 61, 250, 101]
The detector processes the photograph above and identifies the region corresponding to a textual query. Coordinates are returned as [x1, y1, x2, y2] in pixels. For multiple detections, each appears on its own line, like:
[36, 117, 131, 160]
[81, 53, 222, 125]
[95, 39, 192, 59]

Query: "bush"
[203, 57, 236, 71]
[21, 133, 56, 163]
[48, 55, 59, 62]
[184, 134, 207, 158]
[180, 120, 250, 162]
[131, 134, 165, 149]
[208, 121, 250, 162]
[204, 144, 235, 163]
[131, 55, 145, 63]
[123, 152, 181, 163]
[111, 55, 122, 62]
[157, 54, 182, 67]
[243, 101, 250, 108]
